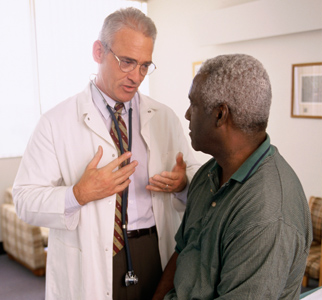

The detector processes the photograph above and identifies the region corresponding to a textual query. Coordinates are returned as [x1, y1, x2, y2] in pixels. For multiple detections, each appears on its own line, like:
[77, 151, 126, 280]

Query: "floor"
[0, 254, 45, 300]
[0, 252, 319, 299]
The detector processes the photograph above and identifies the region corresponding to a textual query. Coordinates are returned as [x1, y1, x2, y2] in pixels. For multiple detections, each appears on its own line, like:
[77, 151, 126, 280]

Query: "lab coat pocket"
[49, 237, 82, 300]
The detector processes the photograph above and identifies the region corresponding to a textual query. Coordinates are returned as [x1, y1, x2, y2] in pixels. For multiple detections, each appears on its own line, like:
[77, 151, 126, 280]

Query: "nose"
[185, 106, 191, 121]
[127, 65, 144, 83]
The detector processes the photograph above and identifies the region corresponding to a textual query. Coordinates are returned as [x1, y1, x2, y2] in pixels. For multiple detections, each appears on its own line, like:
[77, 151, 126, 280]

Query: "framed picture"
[192, 61, 203, 77]
[291, 62, 322, 119]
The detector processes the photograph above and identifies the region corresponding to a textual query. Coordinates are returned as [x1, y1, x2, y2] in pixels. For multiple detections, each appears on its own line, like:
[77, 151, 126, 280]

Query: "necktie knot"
[114, 103, 124, 115]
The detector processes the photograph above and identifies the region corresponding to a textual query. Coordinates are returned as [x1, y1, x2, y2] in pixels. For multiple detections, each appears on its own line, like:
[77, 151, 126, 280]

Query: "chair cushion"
[40, 227, 49, 247]
[4, 187, 49, 246]
[309, 196, 322, 243]
[4, 187, 13, 204]
[1, 204, 46, 269]
[305, 241, 321, 279]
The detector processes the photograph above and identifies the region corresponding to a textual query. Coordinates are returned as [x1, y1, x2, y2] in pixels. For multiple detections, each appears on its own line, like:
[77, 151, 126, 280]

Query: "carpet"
[0, 254, 45, 300]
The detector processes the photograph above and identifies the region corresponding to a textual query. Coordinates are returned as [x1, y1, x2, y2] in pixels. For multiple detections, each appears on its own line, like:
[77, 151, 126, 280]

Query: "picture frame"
[291, 62, 322, 119]
[192, 61, 203, 77]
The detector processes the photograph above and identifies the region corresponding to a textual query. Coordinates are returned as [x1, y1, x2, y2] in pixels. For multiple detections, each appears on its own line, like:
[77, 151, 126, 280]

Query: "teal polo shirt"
[166, 135, 312, 300]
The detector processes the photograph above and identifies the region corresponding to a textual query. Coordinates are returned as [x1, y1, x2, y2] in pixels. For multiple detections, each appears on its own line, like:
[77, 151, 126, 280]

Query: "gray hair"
[198, 54, 272, 134]
[98, 7, 157, 50]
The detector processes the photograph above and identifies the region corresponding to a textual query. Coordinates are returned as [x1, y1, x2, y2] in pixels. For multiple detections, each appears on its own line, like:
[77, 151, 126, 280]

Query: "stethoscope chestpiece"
[125, 270, 139, 286]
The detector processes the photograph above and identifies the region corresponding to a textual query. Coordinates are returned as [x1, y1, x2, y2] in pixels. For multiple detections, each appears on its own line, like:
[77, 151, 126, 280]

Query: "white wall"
[147, 0, 322, 199]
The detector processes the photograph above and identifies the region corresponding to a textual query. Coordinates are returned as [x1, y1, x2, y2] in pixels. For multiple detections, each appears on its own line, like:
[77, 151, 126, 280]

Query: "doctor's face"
[94, 27, 154, 103]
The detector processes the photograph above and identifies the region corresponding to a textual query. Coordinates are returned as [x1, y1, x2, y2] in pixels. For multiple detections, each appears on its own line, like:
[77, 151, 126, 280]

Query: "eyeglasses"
[109, 48, 156, 76]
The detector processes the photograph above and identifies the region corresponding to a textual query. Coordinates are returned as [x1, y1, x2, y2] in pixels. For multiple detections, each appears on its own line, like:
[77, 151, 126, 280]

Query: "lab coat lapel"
[139, 93, 156, 149]
[77, 84, 116, 147]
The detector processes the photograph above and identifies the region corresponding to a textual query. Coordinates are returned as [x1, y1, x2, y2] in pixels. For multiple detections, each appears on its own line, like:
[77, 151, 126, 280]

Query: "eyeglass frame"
[108, 48, 156, 76]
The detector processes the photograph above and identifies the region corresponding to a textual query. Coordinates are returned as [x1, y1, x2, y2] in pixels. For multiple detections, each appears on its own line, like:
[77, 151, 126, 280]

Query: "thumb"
[87, 146, 103, 170]
[175, 152, 186, 169]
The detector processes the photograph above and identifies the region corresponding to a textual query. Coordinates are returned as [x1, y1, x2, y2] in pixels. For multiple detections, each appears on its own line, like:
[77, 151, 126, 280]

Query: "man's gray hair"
[99, 7, 157, 51]
[198, 54, 272, 134]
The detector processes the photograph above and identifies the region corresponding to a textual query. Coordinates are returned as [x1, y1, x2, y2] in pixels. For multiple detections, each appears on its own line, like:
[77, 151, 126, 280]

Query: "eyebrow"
[119, 55, 152, 65]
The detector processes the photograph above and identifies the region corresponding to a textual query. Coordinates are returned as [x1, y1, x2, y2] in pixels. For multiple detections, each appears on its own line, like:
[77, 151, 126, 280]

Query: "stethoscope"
[90, 79, 139, 286]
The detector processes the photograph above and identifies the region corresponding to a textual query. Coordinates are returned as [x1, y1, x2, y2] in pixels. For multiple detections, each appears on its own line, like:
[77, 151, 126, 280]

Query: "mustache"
[123, 78, 139, 88]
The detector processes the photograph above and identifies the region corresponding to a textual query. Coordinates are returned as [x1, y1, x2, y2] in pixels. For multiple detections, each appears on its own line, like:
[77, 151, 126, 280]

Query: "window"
[0, 0, 148, 158]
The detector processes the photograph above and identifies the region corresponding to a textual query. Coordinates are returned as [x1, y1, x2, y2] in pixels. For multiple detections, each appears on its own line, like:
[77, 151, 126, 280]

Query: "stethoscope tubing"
[91, 81, 135, 273]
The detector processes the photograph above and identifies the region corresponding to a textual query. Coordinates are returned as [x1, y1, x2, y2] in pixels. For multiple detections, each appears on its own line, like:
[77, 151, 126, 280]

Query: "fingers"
[87, 146, 103, 170]
[174, 152, 186, 172]
[176, 152, 185, 167]
[74, 149, 137, 205]
[146, 152, 187, 193]
[146, 173, 178, 193]
[108, 151, 132, 171]
[114, 178, 132, 194]
[113, 160, 138, 186]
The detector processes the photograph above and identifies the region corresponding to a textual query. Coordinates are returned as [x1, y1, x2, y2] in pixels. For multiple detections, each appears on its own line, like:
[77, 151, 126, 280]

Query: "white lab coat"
[13, 83, 200, 300]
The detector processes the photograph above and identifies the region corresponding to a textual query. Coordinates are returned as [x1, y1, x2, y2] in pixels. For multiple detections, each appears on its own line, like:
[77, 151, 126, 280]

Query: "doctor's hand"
[73, 146, 138, 206]
[146, 152, 187, 194]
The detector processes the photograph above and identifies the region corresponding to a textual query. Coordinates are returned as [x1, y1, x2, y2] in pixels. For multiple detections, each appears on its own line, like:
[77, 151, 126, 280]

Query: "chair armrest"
[1, 203, 46, 270]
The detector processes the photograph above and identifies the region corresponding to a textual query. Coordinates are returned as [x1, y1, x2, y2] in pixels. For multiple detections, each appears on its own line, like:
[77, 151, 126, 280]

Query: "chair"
[0, 187, 49, 276]
[302, 196, 322, 287]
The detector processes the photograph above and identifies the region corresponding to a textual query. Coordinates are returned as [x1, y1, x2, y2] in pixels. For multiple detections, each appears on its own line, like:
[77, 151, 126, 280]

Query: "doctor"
[13, 7, 200, 300]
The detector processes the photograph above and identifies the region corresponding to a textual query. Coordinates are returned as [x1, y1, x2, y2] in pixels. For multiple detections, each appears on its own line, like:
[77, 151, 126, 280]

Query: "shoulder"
[258, 146, 303, 195]
[139, 92, 178, 116]
[236, 146, 308, 230]
[42, 86, 91, 122]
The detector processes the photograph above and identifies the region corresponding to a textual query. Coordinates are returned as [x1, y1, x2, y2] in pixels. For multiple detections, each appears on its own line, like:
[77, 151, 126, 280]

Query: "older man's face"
[185, 75, 215, 154]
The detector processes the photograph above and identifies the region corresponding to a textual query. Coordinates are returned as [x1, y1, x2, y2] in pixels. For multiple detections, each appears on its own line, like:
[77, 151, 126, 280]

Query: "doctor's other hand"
[146, 152, 187, 193]
[73, 146, 138, 206]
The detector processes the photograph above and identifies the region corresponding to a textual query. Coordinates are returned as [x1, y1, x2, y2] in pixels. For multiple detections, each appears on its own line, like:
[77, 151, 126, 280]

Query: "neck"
[217, 131, 266, 186]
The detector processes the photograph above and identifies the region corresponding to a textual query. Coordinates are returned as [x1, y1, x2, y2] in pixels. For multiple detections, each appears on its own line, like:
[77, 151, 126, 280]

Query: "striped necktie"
[110, 103, 128, 256]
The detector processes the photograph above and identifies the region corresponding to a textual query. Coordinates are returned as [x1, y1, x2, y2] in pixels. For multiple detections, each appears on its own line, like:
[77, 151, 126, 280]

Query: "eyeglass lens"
[119, 60, 155, 75]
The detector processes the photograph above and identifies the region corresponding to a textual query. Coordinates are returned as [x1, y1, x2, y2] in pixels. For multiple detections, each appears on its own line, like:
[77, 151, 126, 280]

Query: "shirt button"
[211, 202, 216, 207]
[112, 154, 115, 157]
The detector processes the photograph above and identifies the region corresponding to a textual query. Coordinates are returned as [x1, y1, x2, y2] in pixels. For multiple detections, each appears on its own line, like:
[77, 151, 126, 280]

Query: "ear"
[92, 40, 105, 64]
[215, 104, 229, 127]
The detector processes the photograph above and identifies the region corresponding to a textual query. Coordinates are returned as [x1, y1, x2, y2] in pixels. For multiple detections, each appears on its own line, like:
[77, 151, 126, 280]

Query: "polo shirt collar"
[209, 134, 273, 185]
[231, 134, 273, 183]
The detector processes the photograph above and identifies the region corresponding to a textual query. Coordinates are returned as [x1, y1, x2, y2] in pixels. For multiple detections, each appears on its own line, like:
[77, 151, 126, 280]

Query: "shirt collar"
[231, 134, 273, 183]
[209, 134, 274, 185]
[90, 81, 134, 121]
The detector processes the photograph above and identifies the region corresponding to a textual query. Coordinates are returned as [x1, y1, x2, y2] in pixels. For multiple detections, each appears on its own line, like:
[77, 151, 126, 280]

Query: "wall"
[147, 0, 322, 199]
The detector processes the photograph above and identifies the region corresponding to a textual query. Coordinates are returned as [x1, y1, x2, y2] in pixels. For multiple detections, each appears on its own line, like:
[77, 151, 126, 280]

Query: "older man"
[153, 54, 312, 300]
[13, 7, 199, 300]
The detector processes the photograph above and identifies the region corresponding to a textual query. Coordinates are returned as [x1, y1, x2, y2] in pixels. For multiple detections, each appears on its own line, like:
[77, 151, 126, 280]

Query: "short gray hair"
[99, 7, 157, 50]
[198, 54, 272, 134]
